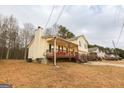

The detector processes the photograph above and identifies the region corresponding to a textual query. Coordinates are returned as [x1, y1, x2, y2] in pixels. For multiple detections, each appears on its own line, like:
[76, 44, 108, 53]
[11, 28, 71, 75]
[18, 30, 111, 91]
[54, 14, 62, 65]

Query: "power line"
[112, 40, 118, 57]
[45, 6, 55, 28]
[54, 5, 65, 24]
[113, 7, 122, 48]
[53, 6, 65, 34]
[116, 22, 124, 46]
[52, 6, 65, 36]
[114, 7, 124, 47]
[114, 7, 121, 25]
[53, 5, 65, 66]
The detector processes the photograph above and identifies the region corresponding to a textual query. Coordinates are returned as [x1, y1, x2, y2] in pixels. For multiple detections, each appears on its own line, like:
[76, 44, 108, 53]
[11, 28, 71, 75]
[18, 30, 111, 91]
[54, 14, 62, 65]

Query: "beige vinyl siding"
[28, 28, 49, 60]
[70, 36, 88, 54]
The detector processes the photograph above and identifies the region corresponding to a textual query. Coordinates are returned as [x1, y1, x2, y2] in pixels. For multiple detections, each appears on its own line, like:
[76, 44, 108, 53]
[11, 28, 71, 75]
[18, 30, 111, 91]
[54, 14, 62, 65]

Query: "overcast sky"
[0, 5, 123, 49]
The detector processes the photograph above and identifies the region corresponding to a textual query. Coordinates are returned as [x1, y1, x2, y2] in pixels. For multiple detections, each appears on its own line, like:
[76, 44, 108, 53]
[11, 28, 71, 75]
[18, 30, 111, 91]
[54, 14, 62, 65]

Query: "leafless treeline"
[0, 15, 35, 59]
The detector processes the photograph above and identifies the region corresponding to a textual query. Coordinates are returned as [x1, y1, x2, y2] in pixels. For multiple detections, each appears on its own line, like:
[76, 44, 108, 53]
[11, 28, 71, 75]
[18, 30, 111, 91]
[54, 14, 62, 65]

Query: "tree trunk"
[0, 47, 4, 59]
[15, 48, 18, 59]
[24, 47, 27, 60]
[6, 47, 10, 59]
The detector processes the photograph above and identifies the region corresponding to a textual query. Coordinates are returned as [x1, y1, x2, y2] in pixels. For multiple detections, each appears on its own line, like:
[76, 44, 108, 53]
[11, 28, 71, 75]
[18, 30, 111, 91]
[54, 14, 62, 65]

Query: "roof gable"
[69, 35, 89, 44]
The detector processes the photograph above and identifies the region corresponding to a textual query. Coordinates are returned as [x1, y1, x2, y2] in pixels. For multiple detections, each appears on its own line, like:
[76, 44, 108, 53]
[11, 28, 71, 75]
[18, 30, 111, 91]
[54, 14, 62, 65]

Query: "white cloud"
[0, 5, 123, 49]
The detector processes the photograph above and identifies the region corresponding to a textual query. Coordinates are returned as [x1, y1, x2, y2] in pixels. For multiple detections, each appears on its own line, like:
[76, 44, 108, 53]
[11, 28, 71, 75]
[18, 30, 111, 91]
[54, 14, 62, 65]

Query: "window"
[49, 44, 52, 52]
[84, 44, 87, 49]
[79, 41, 81, 47]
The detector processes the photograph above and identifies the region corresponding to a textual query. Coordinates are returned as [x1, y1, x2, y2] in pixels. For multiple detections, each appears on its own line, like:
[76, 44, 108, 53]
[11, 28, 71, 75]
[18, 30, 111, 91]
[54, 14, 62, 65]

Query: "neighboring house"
[27, 26, 89, 63]
[88, 47, 105, 59]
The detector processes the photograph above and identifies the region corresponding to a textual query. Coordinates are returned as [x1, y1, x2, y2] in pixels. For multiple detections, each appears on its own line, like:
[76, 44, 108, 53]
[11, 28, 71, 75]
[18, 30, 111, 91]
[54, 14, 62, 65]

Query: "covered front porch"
[45, 37, 78, 59]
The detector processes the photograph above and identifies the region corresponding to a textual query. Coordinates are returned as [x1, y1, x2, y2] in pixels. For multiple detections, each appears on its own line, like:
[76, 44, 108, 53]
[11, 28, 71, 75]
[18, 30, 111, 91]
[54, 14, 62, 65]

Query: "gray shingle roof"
[69, 35, 89, 44]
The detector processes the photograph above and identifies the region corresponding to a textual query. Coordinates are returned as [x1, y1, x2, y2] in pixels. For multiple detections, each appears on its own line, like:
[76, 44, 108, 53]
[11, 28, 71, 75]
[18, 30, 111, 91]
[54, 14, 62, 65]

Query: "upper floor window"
[79, 41, 81, 47]
[84, 44, 87, 49]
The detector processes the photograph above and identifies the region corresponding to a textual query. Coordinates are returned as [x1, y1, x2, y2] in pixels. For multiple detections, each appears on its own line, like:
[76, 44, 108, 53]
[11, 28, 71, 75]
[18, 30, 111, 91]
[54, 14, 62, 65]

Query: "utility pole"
[112, 40, 118, 58]
[52, 6, 65, 66]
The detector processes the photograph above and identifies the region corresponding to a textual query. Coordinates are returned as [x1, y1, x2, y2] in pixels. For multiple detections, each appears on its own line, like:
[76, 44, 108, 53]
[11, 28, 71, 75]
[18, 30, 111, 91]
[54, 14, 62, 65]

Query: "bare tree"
[0, 15, 9, 59]
[3, 15, 19, 59]
[0, 15, 37, 60]
[0, 15, 4, 59]
[44, 27, 53, 36]
[22, 23, 34, 60]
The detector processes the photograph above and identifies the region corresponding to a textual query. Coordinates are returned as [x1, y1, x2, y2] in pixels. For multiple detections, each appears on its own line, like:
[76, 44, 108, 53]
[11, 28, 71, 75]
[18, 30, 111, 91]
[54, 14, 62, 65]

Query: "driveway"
[86, 62, 124, 68]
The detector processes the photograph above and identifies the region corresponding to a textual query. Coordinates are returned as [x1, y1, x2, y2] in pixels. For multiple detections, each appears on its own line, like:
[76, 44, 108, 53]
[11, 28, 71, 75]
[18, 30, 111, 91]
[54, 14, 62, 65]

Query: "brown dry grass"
[0, 60, 124, 88]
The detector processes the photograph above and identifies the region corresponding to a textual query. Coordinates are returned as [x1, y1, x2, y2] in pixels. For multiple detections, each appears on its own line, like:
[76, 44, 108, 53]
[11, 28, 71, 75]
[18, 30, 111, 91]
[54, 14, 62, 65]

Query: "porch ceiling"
[46, 37, 78, 49]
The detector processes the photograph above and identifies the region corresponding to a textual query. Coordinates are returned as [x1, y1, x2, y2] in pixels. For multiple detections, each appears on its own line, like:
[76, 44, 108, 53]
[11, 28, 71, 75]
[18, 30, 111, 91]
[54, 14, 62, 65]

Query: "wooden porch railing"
[46, 49, 76, 58]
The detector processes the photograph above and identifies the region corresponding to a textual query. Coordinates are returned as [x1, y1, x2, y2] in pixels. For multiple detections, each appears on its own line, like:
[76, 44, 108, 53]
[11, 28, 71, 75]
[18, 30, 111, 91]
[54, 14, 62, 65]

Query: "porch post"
[68, 43, 71, 61]
[54, 37, 57, 66]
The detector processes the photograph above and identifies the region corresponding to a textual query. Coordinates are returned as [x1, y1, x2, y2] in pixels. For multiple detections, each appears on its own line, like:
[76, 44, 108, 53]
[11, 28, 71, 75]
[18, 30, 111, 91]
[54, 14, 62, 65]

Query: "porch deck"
[46, 50, 76, 59]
